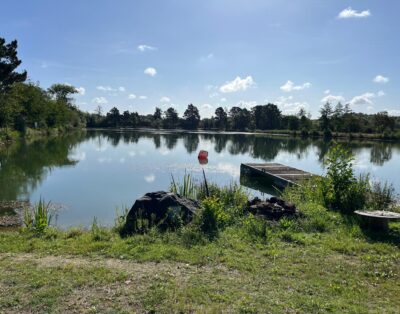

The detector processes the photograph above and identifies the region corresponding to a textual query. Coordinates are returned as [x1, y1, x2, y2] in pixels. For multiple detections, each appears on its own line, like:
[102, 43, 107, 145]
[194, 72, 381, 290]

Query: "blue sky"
[1, 0, 399, 117]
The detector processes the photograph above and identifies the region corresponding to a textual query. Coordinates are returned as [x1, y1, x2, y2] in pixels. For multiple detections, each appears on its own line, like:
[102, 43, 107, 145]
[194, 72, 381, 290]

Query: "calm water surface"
[1, 130, 399, 227]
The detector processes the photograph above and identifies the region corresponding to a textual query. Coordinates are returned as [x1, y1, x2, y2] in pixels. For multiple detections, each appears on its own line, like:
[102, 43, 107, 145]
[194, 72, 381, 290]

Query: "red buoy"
[198, 150, 208, 159]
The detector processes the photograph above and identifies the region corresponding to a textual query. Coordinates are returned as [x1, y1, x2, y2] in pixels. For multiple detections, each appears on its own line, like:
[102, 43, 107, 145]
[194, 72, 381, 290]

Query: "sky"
[1, 0, 399, 118]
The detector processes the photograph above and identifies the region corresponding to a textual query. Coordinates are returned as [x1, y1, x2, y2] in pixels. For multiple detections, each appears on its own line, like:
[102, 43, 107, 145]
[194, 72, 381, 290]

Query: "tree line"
[87, 102, 399, 138]
[1, 37, 399, 139]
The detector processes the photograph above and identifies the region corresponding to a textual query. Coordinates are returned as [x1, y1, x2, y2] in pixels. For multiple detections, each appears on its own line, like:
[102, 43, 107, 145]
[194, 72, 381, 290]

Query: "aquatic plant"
[170, 171, 198, 199]
[23, 198, 54, 233]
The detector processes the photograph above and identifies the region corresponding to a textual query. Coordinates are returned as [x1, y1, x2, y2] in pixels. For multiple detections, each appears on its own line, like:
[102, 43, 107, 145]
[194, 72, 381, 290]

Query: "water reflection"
[0, 132, 86, 200]
[0, 130, 399, 226]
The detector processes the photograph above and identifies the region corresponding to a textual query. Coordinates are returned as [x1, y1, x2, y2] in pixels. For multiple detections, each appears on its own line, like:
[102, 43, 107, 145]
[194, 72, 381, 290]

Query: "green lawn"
[0, 205, 399, 313]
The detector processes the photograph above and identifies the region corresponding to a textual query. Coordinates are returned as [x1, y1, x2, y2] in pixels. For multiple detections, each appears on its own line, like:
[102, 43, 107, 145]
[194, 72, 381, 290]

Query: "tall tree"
[106, 107, 120, 127]
[0, 38, 27, 94]
[229, 107, 251, 130]
[0, 38, 27, 128]
[214, 107, 228, 129]
[164, 107, 179, 129]
[252, 104, 282, 129]
[319, 103, 333, 131]
[48, 84, 78, 108]
[153, 107, 162, 120]
[183, 104, 200, 129]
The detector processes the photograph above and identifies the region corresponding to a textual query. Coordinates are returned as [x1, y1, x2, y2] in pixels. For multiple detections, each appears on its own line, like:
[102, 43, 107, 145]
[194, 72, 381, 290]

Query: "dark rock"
[120, 191, 200, 236]
[246, 196, 297, 220]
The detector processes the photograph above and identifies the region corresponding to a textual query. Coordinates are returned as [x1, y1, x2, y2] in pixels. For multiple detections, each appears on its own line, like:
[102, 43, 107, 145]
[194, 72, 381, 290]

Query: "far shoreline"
[85, 127, 400, 142]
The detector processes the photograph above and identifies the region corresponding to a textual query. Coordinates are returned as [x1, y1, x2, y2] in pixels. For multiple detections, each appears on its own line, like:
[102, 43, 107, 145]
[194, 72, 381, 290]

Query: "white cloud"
[236, 100, 258, 109]
[137, 44, 157, 52]
[377, 90, 385, 97]
[202, 104, 213, 109]
[324, 89, 330, 94]
[97, 85, 125, 93]
[144, 174, 155, 183]
[320, 94, 345, 104]
[76, 87, 85, 95]
[386, 109, 400, 116]
[92, 97, 108, 104]
[275, 96, 309, 115]
[280, 80, 311, 92]
[220, 97, 227, 102]
[200, 53, 214, 62]
[349, 92, 375, 106]
[205, 84, 218, 91]
[70, 151, 86, 161]
[144, 67, 157, 76]
[160, 96, 171, 103]
[128, 94, 137, 99]
[139, 95, 147, 100]
[337, 7, 371, 19]
[209, 92, 218, 98]
[97, 86, 114, 91]
[219, 76, 255, 93]
[373, 75, 389, 84]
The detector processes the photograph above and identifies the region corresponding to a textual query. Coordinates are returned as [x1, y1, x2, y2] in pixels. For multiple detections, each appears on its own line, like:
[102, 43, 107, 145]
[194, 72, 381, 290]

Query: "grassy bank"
[1, 203, 399, 313]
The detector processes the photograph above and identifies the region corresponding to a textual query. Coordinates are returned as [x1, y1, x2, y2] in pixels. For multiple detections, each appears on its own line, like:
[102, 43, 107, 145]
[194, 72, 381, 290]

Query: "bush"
[322, 144, 368, 213]
[198, 197, 222, 239]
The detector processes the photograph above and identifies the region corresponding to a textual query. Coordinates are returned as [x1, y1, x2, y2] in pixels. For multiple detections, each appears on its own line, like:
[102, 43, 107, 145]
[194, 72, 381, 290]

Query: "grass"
[0, 202, 399, 313]
[1, 161, 399, 313]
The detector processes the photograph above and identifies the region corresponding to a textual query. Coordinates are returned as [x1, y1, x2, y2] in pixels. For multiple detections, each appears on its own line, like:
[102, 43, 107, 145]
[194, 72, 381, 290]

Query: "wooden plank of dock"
[240, 163, 314, 188]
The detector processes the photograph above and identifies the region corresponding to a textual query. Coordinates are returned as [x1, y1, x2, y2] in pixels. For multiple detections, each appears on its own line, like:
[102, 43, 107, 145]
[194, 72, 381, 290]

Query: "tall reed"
[23, 198, 53, 233]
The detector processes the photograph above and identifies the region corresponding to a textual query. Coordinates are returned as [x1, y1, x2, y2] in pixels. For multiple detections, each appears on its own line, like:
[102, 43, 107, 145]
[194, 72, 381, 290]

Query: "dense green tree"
[47, 84, 78, 109]
[374, 111, 395, 132]
[0, 38, 27, 94]
[106, 107, 120, 127]
[319, 103, 333, 131]
[214, 107, 228, 129]
[229, 107, 251, 130]
[153, 107, 162, 120]
[0, 38, 27, 128]
[183, 104, 200, 129]
[164, 107, 179, 129]
[252, 104, 282, 130]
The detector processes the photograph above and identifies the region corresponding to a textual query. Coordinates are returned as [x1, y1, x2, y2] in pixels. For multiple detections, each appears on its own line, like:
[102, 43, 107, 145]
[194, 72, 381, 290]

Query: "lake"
[1, 129, 399, 227]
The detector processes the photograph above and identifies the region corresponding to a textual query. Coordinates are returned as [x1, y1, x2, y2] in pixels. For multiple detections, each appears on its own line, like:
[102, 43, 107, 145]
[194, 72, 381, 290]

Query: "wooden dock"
[240, 163, 314, 189]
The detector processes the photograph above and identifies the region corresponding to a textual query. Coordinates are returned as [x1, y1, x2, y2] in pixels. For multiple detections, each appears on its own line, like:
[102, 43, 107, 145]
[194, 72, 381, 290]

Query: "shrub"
[322, 143, 368, 213]
[198, 197, 222, 239]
